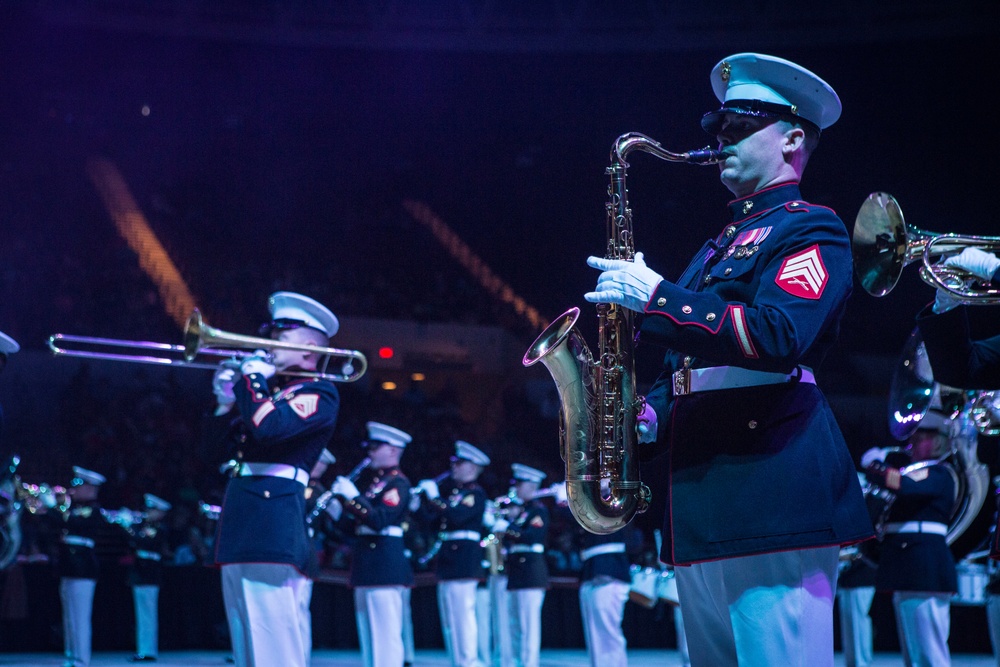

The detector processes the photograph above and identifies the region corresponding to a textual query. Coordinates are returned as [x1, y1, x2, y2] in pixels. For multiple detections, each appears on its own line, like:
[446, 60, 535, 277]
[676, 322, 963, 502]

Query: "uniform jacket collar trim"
[727, 182, 801, 223]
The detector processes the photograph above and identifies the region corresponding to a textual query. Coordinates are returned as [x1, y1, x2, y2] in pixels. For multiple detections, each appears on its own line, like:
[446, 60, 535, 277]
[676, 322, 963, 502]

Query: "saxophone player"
[585, 53, 872, 666]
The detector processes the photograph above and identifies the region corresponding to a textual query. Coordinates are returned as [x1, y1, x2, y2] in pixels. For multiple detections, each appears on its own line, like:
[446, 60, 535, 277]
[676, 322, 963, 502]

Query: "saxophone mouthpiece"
[685, 147, 723, 165]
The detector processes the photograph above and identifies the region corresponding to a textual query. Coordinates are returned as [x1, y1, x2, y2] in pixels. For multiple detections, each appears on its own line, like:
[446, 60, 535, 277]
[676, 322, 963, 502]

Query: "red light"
[378, 346, 394, 359]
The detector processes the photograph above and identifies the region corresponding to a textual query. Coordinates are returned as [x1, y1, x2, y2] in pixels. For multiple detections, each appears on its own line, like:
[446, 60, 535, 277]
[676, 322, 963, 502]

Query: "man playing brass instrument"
[585, 53, 872, 666]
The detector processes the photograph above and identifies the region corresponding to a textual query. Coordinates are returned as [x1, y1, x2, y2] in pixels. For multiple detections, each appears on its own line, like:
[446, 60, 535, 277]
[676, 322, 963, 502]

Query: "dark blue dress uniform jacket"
[640, 182, 873, 565]
[57, 503, 104, 579]
[579, 531, 630, 584]
[127, 518, 169, 587]
[422, 474, 488, 581]
[339, 466, 414, 588]
[505, 500, 549, 590]
[215, 374, 340, 572]
[869, 464, 958, 594]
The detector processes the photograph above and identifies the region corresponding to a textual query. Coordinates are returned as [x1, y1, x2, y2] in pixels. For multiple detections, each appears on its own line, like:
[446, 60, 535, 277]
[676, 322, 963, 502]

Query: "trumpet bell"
[852, 192, 908, 297]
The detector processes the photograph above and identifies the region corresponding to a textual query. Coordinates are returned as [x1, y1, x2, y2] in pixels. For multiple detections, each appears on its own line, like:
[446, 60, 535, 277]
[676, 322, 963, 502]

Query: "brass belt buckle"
[672, 368, 691, 396]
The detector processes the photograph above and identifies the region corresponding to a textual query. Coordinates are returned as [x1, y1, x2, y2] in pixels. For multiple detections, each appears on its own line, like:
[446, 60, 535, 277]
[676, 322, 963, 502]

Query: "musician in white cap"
[125, 493, 172, 663]
[211, 291, 341, 667]
[864, 409, 958, 666]
[415, 440, 491, 667]
[332, 421, 414, 667]
[59, 466, 106, 667]
[492, 463, 549, 667]
[0, 330, 19, 448]
[585, 53, 872, 665]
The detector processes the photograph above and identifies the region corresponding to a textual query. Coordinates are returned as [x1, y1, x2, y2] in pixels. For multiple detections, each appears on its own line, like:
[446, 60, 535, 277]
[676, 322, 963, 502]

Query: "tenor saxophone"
[523, 133, 720, 534]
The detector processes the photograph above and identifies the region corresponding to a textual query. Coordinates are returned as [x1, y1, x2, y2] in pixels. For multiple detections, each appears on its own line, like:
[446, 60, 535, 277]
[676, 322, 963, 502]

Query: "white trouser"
[674, 546, 839, 667]
[402, 586, 415, 664]
[892, 591, 951, 667]
[673, 605, 690, 667]
[508, 587, 545, 667]
[438, 579, 484, 667]
[300, 578, 314, 667]
[578, 578, 629, 667]
[60, 577, 96, 667]
[221, 563, 311, 667]
[489, 575, 514, 667]
[354, 586, 405, 667]
[132, 584, 160, 658]
[475, 585, 492, 667]
[836, 586, 874, 667]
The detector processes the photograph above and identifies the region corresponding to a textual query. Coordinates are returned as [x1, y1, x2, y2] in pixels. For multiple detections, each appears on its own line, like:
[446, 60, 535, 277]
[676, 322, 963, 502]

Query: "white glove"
[492, 518, 509, 533]
[325, 498, 343, 521]
[944, 247, 1000, 282]
[932, 288, 962, 314]
[418, 479, 440, 500]
[482, 504, 497, 529]
[240, 352, 276, 379]
[860, 447, 891, 468]
[636, 402, 658, 444]
[552, 481, 568, 506]
[212, 365, 237, 414]
[332, 476, 360, 500]
[408, 492, 422, 512]
[584, 252, 664, 313]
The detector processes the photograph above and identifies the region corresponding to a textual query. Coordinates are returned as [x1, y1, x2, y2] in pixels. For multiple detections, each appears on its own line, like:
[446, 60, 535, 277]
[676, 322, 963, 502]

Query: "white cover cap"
[511, 463, 546, 484]
[318, 448, 337, 465]
[268, 291, 339, 338]
[454, 440, 490, 466]
[702, 52, 841, 134]
[0, 331, 20, 355]
[366, 421, 412, 449]
[144, 493, 172, 511]
[72, 466, 106, 486]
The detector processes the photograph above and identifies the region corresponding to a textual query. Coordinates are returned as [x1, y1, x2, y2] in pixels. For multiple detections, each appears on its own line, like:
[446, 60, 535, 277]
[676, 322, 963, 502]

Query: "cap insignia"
[720, 61, 731, 82]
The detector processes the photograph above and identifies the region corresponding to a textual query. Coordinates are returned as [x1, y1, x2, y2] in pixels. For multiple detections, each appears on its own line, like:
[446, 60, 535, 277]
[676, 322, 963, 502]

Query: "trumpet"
[49, 308, 368, 383]
[15, 481, 71, 515]
[852, 191, 1000, 303]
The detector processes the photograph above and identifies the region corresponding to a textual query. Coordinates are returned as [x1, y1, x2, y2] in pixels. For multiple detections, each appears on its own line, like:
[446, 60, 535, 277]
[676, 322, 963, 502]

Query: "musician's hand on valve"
[418, 479, 440, 500]
[636, 402, 658, 444]
[944, 247, 1000, 282]
[492, 518, 510, 534]
[865, 461, 901, 491]
[240, 351, 276, 379]
[332, 476, 360, 500]
[584, 252, 664, 313]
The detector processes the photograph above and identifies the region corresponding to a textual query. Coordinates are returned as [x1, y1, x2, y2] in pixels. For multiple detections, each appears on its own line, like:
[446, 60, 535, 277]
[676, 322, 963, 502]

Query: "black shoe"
[129, 656, 157, 663]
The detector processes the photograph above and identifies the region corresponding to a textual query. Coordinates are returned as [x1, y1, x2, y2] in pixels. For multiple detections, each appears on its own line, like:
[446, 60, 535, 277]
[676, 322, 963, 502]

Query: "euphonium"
[524, 133, 721, 534]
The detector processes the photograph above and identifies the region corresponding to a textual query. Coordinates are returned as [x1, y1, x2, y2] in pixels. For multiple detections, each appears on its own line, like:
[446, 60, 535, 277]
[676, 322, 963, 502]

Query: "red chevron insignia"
[774, 245, 828, 299]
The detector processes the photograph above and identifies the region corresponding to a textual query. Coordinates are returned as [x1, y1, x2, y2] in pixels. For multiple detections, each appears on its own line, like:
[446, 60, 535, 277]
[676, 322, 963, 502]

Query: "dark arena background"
[0, 2, 997, 664]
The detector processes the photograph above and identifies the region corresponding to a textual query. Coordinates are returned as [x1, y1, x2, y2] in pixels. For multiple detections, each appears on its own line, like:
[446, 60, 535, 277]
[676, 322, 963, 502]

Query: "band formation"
[1, 51, 999, 667]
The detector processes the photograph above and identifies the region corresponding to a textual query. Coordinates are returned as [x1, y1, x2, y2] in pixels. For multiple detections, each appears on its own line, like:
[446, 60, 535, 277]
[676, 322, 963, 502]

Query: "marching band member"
[212, 291, 341, 667]
[126, 493, 172, 663]
[493, 463, 549, 667]
[59, 466, 106, 667]
[584, 52, 872, 665]
[578, 523, 630, 667]
[332, 421, 414, 667]
[415, 440, 491, 667]
[863, 409, 957, 667]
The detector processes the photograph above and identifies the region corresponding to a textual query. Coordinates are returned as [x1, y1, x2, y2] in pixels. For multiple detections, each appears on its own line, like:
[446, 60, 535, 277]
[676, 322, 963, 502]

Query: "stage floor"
[0, 650, 993, 666]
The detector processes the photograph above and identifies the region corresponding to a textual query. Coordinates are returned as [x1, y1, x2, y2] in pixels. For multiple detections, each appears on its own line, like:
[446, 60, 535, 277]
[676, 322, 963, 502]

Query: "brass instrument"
[524, 133, 721, 534]
[48, 308, 367, 383]
[852, 191, 1000, 302]
[0, 457, 22, 570]
[16, 480, 72, 515]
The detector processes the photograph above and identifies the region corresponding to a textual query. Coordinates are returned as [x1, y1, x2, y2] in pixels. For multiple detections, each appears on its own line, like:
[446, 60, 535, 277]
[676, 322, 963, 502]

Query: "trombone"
[852, 191, 1000, 303]
[48, 309, 368, 383]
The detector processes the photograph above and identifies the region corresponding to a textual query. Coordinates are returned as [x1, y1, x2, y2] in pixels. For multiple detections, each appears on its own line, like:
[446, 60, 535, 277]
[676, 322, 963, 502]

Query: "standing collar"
[727, 182, 801, 223]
